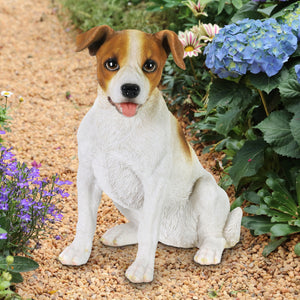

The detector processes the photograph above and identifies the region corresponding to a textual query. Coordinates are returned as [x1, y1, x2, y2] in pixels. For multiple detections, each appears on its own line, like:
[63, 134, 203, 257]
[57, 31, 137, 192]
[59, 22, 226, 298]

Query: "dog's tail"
[223, 207, 243, 248]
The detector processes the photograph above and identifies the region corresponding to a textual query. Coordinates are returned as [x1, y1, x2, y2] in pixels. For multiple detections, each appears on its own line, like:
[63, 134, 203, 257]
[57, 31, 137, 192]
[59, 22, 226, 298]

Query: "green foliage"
[242, 173, 300, 256]
[200, 59, 300, 255]
[256, 110, 300, 159]
[0, 255, 37, 299]
[159, 0, 300, 256]
[60, 0, 164, 32]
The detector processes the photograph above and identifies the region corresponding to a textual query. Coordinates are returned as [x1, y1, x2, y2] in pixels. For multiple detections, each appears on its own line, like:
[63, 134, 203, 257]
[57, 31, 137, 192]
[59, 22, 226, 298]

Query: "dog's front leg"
[59, 163, 102, 266]
[125, 176, 166, 283]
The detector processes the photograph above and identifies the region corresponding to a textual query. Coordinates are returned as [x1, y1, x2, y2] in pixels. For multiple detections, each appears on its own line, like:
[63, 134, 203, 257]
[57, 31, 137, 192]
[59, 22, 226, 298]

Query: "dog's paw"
[59, 242, 91, 266]
[125, 260, 154, 283]
[194, 237, 226, 265]
[101, 222, 137, 247]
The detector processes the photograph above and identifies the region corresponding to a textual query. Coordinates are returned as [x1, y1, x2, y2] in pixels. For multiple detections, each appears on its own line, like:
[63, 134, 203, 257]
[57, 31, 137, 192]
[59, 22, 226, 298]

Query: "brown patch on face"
[95, 31, 129, 91]
[177, 122, 192, 161]
[139, 33, 168, 94]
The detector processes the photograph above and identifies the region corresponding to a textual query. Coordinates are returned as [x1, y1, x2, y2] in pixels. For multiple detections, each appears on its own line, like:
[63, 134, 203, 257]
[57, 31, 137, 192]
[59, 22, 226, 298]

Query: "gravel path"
[0, 1, 299, 299]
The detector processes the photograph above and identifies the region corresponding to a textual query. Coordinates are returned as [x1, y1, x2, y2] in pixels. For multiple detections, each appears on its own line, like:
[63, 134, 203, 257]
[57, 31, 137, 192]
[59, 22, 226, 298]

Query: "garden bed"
[0, 0, 299, 299]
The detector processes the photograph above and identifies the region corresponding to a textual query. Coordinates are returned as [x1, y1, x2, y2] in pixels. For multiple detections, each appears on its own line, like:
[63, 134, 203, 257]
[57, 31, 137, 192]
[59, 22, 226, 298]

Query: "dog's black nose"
[121, 84, 140, 98]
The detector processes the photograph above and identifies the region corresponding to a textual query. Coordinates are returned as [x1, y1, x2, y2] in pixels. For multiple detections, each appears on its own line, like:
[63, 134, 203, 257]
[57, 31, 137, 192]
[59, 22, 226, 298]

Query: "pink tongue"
[120, 102, 138, 117]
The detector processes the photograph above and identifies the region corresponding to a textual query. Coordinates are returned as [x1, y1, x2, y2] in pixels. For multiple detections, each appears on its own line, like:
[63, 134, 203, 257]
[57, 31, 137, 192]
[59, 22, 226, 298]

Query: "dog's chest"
[93, 147, 144, 209]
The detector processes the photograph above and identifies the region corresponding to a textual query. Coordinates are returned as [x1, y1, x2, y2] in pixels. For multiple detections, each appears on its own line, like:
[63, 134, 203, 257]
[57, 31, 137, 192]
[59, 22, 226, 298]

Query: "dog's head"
[76, 25, 186, 117]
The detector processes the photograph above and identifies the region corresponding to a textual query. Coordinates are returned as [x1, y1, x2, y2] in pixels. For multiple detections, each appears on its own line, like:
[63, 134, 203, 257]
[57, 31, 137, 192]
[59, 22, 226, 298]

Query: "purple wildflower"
[19, 213, 31, 222]
[0, 233, 7, 239]
[0, 203, 8, 211]
[31, 161, 41, 168]
[0, 144, 71, 254]
[55, 178, 72, 186]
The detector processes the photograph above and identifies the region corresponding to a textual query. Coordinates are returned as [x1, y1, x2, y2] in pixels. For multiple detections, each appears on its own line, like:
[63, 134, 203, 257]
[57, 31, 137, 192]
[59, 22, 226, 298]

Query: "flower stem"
[189, 57, 197, 80]
[4, 96, 8, 110]
[258, 89, 269, 116]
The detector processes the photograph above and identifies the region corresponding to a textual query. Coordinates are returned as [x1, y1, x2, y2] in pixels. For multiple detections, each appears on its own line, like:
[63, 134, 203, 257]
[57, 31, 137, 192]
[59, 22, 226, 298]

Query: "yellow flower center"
[185, 45, 194, 52]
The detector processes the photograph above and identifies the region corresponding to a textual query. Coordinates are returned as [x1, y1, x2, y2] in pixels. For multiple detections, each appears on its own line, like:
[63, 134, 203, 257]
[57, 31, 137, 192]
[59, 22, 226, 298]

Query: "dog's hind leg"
[59, 164, 102, 266]
[101, 204, 138, 247]
[190, 173, 230, 265]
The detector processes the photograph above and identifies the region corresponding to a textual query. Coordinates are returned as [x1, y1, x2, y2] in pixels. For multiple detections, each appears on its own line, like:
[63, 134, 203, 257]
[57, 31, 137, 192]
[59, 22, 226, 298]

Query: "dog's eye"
[104, 58, 120, 71]
[143, 60, 157, 73]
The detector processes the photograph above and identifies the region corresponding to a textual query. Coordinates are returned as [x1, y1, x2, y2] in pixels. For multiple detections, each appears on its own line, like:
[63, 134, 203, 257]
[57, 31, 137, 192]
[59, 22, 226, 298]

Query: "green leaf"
[219, 173, 233, 191]
[215, 107, 242, 135]
[207, 79, 252, 112]
[231, 195, 244, 210]
[0, 290, 15, 296]
[0, 217, 9, 231]
[271, 214, 296, 223]
[248, 70, 288, 94]
[270, 224, 300, 237]
[0, 256, 7, 270]
[263, 194, 297, 217]
[257, 4, 277, 17]
[244, 191, 262, 204]
[242, 216, 273, 235]
[290, 111, 300, 146]
[295, 243, 300, 256]
[256, 110, 300, 159]
[231, 1, 261, 22]
[4, 256, 39, 273]
[229, 139, 267, 187]
[232, 0, 243, 9]
[266, 175, 297, 205]
[289, 219, 300, 227]
[272, 1, 300, 19]
[279, 72, 300, 99]
[243, 205, 260, 215]
[10, 271, 23, 283]
[262, 237, 288, 257]
[217, 0, 226, 14]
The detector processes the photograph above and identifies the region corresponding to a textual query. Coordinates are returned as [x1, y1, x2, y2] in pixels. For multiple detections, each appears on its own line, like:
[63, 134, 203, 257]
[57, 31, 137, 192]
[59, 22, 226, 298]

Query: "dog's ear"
[76, 25, 115, 56]
[154, 30, 186, 70]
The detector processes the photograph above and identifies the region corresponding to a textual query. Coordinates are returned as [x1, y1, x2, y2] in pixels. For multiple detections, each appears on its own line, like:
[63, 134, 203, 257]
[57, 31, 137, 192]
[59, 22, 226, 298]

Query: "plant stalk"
[258, 89, 269, 116]
[189, 57, 197, 80]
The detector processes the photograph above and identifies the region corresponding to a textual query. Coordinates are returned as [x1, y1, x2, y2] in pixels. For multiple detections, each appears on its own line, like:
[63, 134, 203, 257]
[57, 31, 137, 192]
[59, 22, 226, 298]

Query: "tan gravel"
[0, 0, 299, 299]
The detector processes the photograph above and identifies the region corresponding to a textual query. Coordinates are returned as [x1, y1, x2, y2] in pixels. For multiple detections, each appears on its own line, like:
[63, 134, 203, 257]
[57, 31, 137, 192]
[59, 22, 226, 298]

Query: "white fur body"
[80, 87, 203, 248]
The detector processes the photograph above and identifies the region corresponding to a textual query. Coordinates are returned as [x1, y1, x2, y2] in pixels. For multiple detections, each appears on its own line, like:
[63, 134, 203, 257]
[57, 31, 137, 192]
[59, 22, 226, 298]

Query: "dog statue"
[59, 25, 242, 283]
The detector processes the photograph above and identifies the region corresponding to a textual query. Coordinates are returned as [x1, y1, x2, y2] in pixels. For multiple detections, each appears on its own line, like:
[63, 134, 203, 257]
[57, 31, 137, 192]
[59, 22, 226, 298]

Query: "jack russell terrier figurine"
[59, 25, 242, 283]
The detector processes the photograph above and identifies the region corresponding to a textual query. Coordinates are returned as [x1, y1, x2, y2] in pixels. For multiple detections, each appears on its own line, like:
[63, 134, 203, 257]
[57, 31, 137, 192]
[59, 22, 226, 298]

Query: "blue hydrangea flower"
[278, 3, 300, 40]
[204, 18, 298, 78]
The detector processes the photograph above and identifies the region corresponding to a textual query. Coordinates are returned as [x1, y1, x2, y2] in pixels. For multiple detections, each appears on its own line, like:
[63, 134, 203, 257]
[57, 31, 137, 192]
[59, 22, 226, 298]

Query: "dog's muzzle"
[108, 97, 140, 118]
[107, 83, 142, 117]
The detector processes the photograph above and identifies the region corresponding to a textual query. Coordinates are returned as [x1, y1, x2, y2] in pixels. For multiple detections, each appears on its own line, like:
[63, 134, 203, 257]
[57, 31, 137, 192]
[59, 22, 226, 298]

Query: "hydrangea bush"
[159, 0, 300, 256]
[204, 18, 298, 78]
